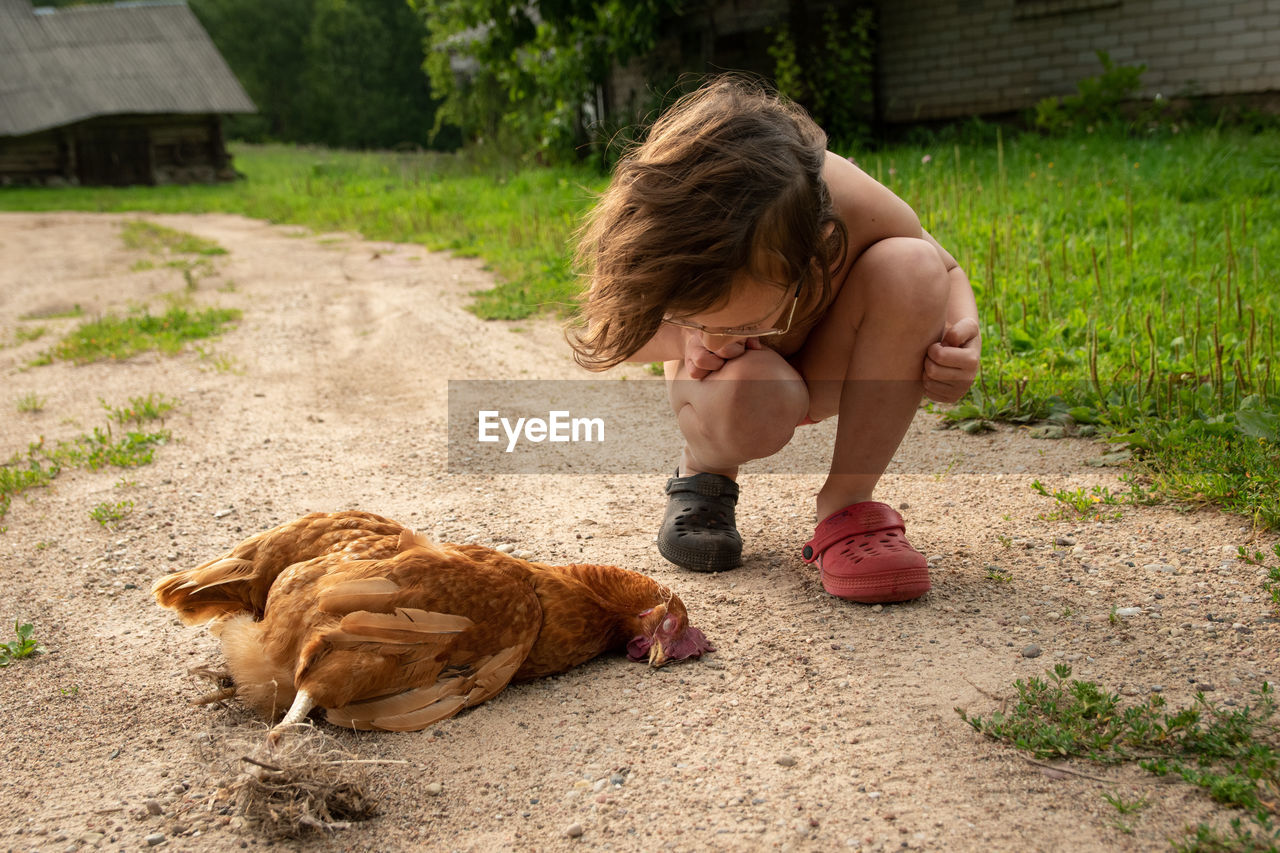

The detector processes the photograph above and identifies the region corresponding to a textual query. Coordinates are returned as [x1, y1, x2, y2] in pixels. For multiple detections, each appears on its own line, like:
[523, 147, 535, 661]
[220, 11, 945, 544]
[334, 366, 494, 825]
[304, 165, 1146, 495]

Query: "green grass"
[0, 401, 173, 521]
[38, 304, 240, 364]
[870, 128, 1280, 528]
[1030, 477, 1145, 522]
[959, 664, 1279, 850]
[120, 220, 227, 256]
[0, 144, 598, 320]
[1, 131, 1277, 525]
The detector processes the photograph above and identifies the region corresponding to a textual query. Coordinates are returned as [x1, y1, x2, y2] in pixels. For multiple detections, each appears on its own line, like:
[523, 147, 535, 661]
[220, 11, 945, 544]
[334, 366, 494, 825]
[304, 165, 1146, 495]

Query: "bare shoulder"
[821, 151, 923, 260]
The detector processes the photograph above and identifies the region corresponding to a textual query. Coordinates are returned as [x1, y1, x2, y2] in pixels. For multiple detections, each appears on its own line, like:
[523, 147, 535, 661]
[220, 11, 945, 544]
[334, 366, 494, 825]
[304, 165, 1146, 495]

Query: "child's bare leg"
[665, 349, 809, 477]
[798, 237, 950, 520]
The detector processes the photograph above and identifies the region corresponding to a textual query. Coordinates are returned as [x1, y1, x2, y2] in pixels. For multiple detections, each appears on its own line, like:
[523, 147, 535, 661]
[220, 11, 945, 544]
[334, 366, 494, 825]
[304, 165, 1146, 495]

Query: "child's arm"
[824, 153, 980, 403]
[921, 229, 981, 404]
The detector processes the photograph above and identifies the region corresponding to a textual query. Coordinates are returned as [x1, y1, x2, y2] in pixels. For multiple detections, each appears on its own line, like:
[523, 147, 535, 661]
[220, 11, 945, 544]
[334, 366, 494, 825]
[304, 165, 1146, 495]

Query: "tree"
[302, 0, 446, 148]
[413, 0, 680, 163]
[191, 0, 452, 149]
[190, 0, 315, 142]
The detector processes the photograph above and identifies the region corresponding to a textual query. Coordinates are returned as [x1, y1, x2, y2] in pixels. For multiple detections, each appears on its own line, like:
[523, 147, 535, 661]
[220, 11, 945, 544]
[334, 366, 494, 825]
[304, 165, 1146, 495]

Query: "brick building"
[607, 0, 1279, 127]
[877, 0, 1280, 122]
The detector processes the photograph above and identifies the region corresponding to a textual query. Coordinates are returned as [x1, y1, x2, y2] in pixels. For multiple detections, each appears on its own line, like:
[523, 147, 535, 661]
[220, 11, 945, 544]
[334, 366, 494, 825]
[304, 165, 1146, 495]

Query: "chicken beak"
[647, 640, 668, 668]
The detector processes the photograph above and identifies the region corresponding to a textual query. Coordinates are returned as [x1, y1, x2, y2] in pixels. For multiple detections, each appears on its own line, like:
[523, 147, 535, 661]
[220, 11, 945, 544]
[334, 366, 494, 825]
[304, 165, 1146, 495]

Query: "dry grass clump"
[199, 725, 379, 841]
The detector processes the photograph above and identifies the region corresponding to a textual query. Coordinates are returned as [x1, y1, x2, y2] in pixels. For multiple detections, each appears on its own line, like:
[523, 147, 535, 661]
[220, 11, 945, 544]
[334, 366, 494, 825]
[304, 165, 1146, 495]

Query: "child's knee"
[855, 237, 949, 321]
[701, 352, 807, 455]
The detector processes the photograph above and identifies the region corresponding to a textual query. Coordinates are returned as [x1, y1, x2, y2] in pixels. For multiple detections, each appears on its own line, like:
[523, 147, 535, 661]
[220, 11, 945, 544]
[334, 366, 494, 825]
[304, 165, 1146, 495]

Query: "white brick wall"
[876, 0, 1280, 121]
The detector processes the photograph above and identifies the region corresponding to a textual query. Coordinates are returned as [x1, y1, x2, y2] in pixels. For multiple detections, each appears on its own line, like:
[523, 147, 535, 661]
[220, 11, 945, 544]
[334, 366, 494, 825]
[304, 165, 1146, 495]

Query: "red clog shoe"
[801, 502, 930, 603]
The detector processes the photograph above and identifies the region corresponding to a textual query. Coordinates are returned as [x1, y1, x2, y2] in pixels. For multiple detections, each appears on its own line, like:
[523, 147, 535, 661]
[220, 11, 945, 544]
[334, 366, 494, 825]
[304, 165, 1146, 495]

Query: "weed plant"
[101, 393, 178, 428]
[15, 392, 44, 413]
[13, 326, 46, 345]
[959, 664, 1279, 849]
[89, 498, 134, 528]
[0, 622, 42, 666]
[1238, 543, 1280, 611]
[0, 403, 172, 521]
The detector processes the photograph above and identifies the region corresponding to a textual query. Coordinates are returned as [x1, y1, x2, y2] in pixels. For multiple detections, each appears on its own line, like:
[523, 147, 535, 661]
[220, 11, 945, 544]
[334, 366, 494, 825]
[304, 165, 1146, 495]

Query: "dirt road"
[0, 212, 1274, 852]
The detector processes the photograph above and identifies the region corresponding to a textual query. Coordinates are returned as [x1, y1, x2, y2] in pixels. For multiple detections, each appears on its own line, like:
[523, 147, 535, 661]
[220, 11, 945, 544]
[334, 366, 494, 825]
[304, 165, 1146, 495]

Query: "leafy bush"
[770, 6, 875, 148]
[1033, 51, 1151, 134]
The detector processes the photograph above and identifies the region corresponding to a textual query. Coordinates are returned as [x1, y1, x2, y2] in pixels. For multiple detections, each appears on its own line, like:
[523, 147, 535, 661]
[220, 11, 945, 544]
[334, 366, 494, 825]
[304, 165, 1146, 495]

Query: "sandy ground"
[0, 211, 1276, 853]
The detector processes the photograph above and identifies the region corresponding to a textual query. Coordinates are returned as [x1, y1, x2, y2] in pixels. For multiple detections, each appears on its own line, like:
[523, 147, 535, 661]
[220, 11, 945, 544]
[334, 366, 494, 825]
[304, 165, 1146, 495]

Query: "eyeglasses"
[662, 278, 802, 339]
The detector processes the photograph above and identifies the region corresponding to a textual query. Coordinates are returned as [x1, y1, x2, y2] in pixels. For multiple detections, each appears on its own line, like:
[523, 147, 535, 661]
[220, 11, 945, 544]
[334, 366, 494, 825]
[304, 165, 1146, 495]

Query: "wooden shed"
[0, 0, 256, 186]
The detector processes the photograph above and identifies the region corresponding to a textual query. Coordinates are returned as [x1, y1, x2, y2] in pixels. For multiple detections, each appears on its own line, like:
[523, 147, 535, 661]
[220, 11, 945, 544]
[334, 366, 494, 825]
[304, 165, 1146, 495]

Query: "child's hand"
[684, 333, 761, 380]
[923, 317, 981, 403]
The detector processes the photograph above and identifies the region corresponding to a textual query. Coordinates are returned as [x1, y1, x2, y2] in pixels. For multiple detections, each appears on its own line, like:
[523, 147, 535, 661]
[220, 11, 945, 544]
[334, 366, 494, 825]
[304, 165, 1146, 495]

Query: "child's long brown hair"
[568, 74, 848, 370]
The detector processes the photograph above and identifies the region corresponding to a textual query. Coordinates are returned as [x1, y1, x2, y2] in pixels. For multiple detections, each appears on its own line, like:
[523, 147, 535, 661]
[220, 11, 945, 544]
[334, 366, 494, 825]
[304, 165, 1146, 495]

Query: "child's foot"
[801, 502, 929, 603]
[657, 471, 743, 572]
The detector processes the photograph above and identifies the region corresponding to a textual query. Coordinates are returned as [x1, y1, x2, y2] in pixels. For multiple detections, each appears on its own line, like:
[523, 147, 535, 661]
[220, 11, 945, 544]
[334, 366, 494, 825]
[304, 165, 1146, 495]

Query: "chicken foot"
[267, 688, 316, 744]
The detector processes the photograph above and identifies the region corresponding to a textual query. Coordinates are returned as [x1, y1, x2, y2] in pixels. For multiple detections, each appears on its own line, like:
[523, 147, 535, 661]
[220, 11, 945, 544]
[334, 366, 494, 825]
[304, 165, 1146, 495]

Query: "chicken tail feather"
[152, 558, 256, 625]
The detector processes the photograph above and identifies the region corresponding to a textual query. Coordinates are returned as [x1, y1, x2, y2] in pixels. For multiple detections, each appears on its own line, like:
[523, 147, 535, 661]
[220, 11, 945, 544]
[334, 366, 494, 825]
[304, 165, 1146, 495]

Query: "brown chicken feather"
[153, 511, 711, 734]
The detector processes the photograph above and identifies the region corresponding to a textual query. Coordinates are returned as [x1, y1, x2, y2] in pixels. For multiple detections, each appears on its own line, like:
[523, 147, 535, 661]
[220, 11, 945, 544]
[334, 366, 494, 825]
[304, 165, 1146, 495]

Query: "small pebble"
[870, 604, 883, 613]
[1055, 536, 1075, 546]
[776, 755, 797, 767]
[144, 800, 163, 816]
[1021, 644, 1042, 658]
[513, 549, 534, 560]
[425, 782, 443, 796]
[1196, 683, 1216, 692]
[145, 833, 165, 847]
[609, 772, 625, 786]
[213, 508, 234, 519]
[495, 543, 515, 554]
[565, 823, 584, 838]
[1114, 607, 1141, 617]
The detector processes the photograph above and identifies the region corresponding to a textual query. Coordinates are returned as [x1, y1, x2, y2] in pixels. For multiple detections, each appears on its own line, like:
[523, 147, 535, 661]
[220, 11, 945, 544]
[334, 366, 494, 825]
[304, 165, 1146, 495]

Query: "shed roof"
[0, 0, 255, 137]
